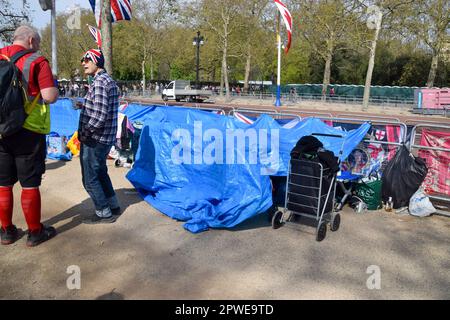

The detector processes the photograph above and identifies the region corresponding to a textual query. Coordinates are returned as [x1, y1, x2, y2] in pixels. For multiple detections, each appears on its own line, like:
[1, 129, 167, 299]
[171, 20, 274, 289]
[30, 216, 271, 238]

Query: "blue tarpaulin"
[50, 98, 80, 137]
[125, 105, 371, 233]
[45, 99, 80, 160]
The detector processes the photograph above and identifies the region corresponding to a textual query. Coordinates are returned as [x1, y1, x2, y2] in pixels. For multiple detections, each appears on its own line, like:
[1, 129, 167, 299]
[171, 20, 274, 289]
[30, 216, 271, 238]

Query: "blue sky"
[1, 1, 90, 46]
[29, 0, 91, 30]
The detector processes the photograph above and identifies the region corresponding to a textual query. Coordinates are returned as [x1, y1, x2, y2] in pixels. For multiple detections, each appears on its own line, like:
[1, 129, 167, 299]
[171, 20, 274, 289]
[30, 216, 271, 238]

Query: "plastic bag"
[353, 178, 382, 210]
[67, 131, 80, 156]
[409, 188, 436, 217]
[47, 132, 72, 161]
[381, 145, 428, 209]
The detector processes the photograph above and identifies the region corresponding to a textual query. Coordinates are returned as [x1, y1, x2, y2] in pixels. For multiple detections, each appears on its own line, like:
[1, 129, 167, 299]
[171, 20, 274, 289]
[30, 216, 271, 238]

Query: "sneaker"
[111, 207, 121, 216]
[83, 214, 117, 224]
[1, 225, 19, 245]
[26, 225, 56, 247]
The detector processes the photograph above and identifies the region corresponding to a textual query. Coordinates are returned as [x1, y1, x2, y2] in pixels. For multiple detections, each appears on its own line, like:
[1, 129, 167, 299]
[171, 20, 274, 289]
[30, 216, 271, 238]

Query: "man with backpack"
[0, 25, 59, 247]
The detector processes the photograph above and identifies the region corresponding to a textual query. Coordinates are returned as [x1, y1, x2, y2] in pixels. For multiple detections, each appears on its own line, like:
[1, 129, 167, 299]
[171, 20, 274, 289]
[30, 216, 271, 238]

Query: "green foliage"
[33, 0, 449, 87]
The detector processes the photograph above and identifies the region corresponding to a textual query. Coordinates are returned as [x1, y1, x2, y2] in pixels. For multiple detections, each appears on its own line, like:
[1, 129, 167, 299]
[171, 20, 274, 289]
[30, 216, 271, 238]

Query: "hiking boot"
[1, 225, 19, 245]
[83, 214, 117, 224]
[26, 225, 56, 247]
[111, 207, 121, 216]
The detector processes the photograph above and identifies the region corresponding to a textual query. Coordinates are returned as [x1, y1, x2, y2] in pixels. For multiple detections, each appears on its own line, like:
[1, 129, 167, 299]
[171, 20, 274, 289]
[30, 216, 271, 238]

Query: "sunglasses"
[81, 57, 92, 63]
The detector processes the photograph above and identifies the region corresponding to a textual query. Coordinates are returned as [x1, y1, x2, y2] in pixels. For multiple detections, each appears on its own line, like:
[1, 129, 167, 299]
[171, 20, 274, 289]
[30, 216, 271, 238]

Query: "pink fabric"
[419, 129, 450, 196]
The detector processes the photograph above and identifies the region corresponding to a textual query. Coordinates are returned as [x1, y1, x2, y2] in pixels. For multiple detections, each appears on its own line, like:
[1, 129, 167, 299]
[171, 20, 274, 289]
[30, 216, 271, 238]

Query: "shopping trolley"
[271, 133, 343, 241]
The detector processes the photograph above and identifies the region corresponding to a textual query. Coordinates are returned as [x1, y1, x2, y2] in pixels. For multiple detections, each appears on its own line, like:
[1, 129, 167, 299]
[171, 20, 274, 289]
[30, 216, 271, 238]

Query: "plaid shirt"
[79, 70, 118, 145]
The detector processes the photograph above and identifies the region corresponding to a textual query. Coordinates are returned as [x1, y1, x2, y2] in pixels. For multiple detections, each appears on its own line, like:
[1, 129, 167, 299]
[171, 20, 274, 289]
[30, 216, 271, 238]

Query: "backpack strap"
[24, 92, 42, 115]
[9, 49, 35, 64]
[1, 49, 38, 100]
[21, 52, 42, 97]
[0, 54, 11, 61]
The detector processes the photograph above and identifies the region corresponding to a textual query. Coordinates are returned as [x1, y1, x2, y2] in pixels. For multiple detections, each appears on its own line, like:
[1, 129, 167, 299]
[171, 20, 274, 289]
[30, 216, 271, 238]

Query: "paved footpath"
[0, 159, 449, 299]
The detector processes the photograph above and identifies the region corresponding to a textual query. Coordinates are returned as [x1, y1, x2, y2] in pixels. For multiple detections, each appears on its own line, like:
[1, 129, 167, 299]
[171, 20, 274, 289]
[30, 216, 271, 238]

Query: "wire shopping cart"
[271, 133, 344, 241]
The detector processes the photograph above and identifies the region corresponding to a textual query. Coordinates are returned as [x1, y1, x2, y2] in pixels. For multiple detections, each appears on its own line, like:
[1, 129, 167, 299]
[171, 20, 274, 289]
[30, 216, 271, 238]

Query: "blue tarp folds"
[50, 98, 80, 137]
[125, 105, 371, 233]
[45, 99, 80, 160]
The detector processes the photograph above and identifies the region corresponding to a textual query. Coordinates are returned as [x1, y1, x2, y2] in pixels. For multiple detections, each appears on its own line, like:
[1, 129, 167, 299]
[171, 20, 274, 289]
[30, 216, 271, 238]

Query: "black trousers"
[0, 128, 46, 187]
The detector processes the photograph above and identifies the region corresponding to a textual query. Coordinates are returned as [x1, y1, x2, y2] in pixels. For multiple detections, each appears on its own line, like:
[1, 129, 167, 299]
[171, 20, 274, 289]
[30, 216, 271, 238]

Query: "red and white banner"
[419, 129, 450, 196]
[234, 112, 254, 125]
[274, 0, 293, 54]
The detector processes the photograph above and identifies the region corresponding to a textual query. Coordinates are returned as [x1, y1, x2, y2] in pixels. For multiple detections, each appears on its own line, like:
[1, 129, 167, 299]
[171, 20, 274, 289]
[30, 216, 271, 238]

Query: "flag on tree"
[87, 24, 102, 48]
[89, 0, 132, 27]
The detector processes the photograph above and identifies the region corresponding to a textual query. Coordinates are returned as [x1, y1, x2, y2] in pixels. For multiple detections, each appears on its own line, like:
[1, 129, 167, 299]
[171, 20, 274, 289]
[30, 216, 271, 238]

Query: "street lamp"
[39, 0, 57, 75]
[192, 31, 204, 89]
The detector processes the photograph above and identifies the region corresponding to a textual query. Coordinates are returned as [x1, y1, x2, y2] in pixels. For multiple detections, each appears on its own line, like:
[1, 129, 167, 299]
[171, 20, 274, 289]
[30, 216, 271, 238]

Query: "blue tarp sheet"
[125, 105, 371, 233]
[50, 98, 80, 137]
[45, 99, 80, 160]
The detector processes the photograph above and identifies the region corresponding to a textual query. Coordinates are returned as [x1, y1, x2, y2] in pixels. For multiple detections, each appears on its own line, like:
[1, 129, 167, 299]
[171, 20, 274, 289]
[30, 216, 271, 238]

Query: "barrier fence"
[409, 124, 450, 217]
[122, 102, 449, 216]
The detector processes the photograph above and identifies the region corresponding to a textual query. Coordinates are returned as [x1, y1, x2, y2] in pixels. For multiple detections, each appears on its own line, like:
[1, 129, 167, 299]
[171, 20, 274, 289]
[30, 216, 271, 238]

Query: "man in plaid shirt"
[78, 49, 120, 224]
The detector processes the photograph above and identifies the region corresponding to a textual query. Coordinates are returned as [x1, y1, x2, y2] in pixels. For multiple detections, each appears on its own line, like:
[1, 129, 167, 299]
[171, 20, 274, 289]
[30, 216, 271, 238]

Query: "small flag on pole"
[87, 24, 102, 48]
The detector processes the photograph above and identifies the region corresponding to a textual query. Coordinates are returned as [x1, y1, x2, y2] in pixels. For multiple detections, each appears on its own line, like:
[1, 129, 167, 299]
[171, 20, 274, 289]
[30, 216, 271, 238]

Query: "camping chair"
[335, 171, 363, 211]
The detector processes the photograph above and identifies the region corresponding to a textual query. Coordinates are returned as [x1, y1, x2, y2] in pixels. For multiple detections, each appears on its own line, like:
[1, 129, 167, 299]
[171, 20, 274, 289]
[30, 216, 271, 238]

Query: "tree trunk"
[321, 51, 332, 101]
[142, 59, 146, 96]
[211, 66, 215, 82]
[101, 0, 113, 74]
[222, 48, 230, 101]
[150, 53, 154, 81]
[426, 52, 439, 88]
[220, 65, 224, 97]
[363, 21, 381, 110]
[244, 46, 251, 94]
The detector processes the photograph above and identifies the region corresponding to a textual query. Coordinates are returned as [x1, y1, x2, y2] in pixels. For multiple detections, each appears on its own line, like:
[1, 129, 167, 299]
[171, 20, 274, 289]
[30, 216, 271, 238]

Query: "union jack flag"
[89, 0, 132, 27]
[274, 0, 293, 54]
[87, 24, 102, 48]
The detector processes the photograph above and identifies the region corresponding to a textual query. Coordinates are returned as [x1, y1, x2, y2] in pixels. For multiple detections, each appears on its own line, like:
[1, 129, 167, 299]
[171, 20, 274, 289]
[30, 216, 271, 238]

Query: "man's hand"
[78, 131, 97, 147]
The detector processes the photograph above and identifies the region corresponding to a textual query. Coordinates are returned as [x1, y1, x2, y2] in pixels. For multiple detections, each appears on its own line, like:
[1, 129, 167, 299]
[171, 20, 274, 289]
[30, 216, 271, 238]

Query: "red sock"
[0, 186, 13, 229]
[21, 188, 42, 233]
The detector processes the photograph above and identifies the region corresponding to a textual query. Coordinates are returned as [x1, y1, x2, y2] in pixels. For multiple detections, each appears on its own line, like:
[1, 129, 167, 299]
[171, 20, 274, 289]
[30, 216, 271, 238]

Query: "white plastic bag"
[409, 188, 436, 217]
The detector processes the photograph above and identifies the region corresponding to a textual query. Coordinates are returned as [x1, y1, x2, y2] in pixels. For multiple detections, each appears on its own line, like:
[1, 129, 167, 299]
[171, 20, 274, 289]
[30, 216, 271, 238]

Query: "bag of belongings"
[382, 145, 428, 209]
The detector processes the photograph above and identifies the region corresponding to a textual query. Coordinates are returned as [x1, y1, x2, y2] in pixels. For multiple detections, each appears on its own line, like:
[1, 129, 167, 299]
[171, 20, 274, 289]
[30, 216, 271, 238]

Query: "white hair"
[13, 25, 41, 43]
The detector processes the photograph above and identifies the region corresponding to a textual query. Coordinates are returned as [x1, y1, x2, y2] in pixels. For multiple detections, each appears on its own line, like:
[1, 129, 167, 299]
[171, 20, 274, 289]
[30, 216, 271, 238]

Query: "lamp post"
[192, 31, 204, 89]
[39, 0, 57, 75]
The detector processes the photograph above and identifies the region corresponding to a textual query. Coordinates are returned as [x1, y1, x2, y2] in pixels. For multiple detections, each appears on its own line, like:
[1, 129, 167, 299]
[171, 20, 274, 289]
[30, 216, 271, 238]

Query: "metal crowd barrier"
[409, 124, 450, 217]
[293, 110, 333, 118]
[120, 101, 450, 216]
[230, 109, 301, 122]
[233, 108, 279, 115]
[310, 116, 408, 144]
[337, 114, 401, 123]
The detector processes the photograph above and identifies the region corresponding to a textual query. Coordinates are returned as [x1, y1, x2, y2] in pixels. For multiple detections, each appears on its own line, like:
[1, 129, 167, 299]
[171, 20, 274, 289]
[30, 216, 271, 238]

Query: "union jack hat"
[81, 49, 104, 68]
